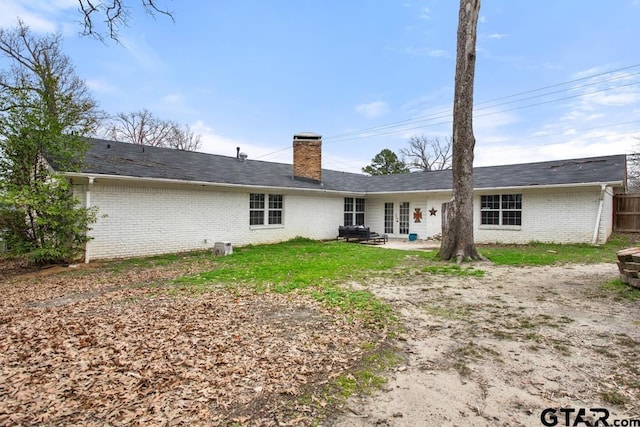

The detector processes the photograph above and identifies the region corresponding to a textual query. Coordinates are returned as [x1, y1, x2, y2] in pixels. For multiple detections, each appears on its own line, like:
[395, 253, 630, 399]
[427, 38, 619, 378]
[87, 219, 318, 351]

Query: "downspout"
[592, 184, 607, 245]
[85, 177, 94, 263]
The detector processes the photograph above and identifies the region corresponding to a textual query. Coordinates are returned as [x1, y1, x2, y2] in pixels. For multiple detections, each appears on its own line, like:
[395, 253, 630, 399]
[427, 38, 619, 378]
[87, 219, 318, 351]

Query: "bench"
[337, 226, 387, 245]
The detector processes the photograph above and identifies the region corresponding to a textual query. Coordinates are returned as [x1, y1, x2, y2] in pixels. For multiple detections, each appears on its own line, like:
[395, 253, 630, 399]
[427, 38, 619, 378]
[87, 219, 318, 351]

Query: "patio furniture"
[337, 226, 387, 244]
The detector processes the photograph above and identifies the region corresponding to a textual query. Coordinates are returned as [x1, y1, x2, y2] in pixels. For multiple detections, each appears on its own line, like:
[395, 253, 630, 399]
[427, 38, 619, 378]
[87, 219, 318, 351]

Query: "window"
[250, 193, 283, 225]
[344, 197, 365, 225]
[481, 194, 522, 226]
[268, 194, 283, 225]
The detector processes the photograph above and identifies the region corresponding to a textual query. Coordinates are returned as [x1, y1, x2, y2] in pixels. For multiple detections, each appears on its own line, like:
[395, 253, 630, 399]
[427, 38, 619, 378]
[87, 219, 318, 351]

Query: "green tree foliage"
[361, 149, 409, 176]
[0, 21, 100, 264]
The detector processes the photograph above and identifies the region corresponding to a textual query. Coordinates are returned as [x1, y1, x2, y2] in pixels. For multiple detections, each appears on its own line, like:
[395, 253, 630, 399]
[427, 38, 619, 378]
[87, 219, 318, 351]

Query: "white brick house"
[52, 134, 626, 261]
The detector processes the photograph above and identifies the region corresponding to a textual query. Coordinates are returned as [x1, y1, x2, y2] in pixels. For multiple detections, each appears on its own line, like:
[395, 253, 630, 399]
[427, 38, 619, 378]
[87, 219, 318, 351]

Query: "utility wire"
[323, 63, 640, 142]
[253, 63, 640, 160]
[324, 77, 640, 144]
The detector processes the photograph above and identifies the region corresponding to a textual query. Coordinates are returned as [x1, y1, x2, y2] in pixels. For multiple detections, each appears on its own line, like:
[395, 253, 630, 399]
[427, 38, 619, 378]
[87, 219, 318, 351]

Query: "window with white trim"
[344, 197, 365, 225]
[481, 194, 522, 226]
[250, 193, 283, 225]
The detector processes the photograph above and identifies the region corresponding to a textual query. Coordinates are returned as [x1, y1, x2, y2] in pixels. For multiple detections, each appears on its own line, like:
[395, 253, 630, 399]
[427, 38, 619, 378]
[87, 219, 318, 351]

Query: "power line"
[319, 80, 640, 144]
[324, 77, 640, 144]
[323, 63, 640, 142]
[253, 63, 640, 160]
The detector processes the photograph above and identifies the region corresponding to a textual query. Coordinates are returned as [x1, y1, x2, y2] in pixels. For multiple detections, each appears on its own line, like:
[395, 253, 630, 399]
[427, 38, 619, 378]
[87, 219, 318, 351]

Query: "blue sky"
[3, 1, 640, 173]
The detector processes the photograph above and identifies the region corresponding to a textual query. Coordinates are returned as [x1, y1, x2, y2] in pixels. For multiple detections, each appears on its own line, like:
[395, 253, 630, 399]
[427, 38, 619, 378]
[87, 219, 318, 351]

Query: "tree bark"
[438, 0, 484, 263]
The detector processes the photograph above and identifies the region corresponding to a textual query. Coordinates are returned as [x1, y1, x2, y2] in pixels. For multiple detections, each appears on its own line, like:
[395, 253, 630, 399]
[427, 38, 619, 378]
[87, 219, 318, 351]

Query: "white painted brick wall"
[80, 181, 617, 260]
[84, 182, 344, 260]
[474, 189, 599, 244]
[366, 187, 615, 244]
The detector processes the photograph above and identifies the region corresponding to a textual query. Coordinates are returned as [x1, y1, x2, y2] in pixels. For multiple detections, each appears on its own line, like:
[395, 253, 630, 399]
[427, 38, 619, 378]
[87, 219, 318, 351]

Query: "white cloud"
[403, 46, 450, 58]
[191, 121, 293, 164]
[0, 0, 77, 33]
[487, 33, 507, 40]
[119, 35, 167, 72]
[581, 88, 640, 108]
[475, 135, 633, 167]
[356, 101, 390, 118]
[85, 78, 117, 94]
[474, 108, 521, 134]
[428, 49, 449, 58]
[420, 7, 431, 20]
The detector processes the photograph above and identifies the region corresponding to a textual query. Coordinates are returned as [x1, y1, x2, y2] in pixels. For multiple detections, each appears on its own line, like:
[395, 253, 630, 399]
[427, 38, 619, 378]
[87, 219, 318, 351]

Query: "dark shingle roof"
[56, 138, 626, 193]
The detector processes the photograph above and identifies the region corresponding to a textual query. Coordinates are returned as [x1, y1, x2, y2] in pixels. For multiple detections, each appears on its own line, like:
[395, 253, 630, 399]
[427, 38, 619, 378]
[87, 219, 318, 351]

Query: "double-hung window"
[481, 194, 522, 226]
[344, 197, 365, 226]
[250, 193, 283, 225]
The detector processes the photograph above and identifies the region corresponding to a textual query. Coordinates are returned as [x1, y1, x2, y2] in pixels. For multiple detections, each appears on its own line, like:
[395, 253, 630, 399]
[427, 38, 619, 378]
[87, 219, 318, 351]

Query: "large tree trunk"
[438, 0, 483, 263]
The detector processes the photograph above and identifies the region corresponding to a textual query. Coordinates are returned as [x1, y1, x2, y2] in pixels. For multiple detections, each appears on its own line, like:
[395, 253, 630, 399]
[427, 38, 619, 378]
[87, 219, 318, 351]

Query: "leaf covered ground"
[0, 257, 382, 426]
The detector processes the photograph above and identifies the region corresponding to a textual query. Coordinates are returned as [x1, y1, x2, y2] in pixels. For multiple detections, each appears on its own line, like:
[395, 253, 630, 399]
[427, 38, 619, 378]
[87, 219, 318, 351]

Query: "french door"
[384, 201, 410, 235]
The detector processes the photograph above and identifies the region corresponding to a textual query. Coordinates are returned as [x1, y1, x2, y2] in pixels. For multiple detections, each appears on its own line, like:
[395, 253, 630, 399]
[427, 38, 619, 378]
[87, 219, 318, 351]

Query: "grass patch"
[422, 303, 471, 321]
[105, 251, 209, 271]
[600, 390, 630, 406]
[175, 238, 431, 289]
[600, 279, 640, 301]
[422, 264, 484, 277]
[479, 234, 634, 266]
[451, 341, 502, 377]
[173, 238, 432, 327]
[311, 287, 396, 326]
[329, 343, 401, 399]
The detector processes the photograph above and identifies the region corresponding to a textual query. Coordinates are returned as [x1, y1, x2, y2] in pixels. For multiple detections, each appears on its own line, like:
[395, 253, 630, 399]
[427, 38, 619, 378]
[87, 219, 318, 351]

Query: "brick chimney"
[293, 132, 322, 183]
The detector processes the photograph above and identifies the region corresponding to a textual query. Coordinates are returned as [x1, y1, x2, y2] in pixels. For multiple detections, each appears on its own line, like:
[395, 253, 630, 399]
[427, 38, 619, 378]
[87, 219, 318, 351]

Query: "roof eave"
[61, 172, 624, 196]
[61, 171, 363, 195]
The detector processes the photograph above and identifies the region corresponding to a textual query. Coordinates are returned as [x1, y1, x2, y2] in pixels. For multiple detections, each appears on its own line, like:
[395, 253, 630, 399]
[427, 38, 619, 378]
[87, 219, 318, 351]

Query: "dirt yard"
[333, 262, 640, 427]
[0, 258, 638, 426]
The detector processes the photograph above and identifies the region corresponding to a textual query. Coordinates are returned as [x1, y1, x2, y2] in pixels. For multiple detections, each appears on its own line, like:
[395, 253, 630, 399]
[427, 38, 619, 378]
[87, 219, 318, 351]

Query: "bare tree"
[438, 0, 484, 263]
[78, 0, 174, 42]
[628, 138, 640, 192]
[106, 109, 171, 147]
[105, 109, 201, 151]
[166, 124, 202, 151]
[400, 135, 452, 171]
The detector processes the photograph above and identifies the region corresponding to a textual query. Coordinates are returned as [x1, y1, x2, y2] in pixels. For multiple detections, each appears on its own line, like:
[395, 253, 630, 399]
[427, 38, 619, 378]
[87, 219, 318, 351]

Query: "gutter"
[362, 181, 624, 195]
[61, 172, 361, 196]
[591, 184, 607, 245]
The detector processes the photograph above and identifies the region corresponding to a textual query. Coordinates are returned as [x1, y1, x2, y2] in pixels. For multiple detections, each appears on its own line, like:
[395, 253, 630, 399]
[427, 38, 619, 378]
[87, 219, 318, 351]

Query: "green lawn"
[479, 233, 635, 266]
[89, 234, 639, 326]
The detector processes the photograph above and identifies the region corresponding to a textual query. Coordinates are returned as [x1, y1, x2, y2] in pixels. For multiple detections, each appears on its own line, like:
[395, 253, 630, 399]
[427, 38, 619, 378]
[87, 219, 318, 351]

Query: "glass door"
[384, 202, 394, 234]
[399, 202, 410, 235]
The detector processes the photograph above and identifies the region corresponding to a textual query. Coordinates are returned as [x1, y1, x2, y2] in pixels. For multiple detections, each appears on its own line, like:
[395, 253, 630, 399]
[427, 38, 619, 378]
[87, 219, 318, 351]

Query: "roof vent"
[236, 146, 248, 162]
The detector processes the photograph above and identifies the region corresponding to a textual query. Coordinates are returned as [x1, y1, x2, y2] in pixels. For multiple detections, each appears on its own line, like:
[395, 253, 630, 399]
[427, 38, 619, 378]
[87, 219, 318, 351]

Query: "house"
[50, 133, 627, 261]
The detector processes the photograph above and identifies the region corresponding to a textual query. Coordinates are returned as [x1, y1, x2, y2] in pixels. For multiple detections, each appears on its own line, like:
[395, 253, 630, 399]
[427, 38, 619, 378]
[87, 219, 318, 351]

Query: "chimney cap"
[294, 132, 322, 140]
